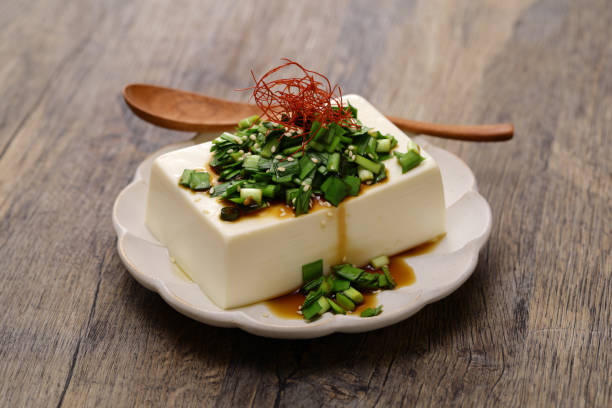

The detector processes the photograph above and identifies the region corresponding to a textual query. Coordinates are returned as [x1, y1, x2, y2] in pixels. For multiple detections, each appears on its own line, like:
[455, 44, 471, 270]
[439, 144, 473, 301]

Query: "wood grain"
[0, 0, 610, 406]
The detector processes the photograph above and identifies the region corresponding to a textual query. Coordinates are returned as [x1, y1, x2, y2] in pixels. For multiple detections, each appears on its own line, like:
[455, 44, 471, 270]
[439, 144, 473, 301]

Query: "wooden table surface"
[1, 0, 610, 406]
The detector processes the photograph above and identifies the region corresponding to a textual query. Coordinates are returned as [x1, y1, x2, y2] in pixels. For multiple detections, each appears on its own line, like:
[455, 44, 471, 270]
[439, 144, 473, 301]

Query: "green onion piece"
[220, 207, 240, 221]
[335, 293, 355, 311]
[189, 172, 211, 191]
[327, 153, 340, 172]
[370, 255, 390, 268]
[327, 135, 341, 153]
[302, 259, 323, 283]
[332, 278, 350, 292]
[239, 188, 262, 205]
[360, 305, 383, 318]
[320, 276, 333, 295]
[238, 114, 260, 129]
[358, 168, 374, 182]
[243, 154, 260, 171]
[261, 184, 278, 198]
[382, 265, 397, 288]
[378, 274, 391, 288]
[354, 272, 380, 290]
[294, 188, 312, 215]
[310, 121, 322, 140]
[302, 288, 323, 308]
[354, 155, 382, 174]
[308, 140, 326, 152]
[282, 145, 302, 155]
[301, 276, 323, 293]
[316, 297, 330, 315]
[343, 175, 360, 196]
[335, 265, 364, 281]
[321, 176, 349, 206]
[179, 169, 194, 187]
[343, 287, 364, 304]
[327, 298, 346, 314]
[285, 188, 299, 206]
[302, 301, 322, 320]
[298, 155, 317, 179]
[394, 149, 425, 173]
[261, 138, 281, 158]
[376, 138, 391, 153]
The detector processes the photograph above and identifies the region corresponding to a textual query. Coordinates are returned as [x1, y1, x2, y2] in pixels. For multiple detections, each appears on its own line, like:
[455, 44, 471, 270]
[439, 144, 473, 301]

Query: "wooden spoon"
[123, 84, 513, 141]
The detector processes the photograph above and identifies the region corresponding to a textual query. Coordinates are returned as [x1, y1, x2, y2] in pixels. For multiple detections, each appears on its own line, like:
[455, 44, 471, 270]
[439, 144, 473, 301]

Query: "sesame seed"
[238, 150, 244, 154]
[342, 256, 347, 262]
[249, 134, 256, 140]
[296, 129, 303, 135]
[169, 256, 176, 263]
[320, 220, 327, 227]
[194, 197, 201, 202]
[254, 143, 260, 149]
[275, 155, 283, 160]
[227, 149, 234, 153]
[283, 132, 292, 137]
[271, 146, 277, 153]
[311, 158, 319, 163]
[348, 145, 355, 150]
[278, 166, 286, 172]
[303, 185, 310, 192]
[287, 157, 294, 162]
[292, 198, 296, 204]
[209, 188, 215, 194]
[327, 211, 333, 217]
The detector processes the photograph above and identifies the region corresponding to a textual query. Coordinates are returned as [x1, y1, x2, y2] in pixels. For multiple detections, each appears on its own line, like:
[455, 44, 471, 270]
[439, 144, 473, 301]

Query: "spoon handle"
[386, 116, 514, 142]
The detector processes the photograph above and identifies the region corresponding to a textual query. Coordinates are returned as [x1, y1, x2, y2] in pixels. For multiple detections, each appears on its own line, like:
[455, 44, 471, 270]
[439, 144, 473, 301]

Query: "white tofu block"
[145, 95, 445, 309]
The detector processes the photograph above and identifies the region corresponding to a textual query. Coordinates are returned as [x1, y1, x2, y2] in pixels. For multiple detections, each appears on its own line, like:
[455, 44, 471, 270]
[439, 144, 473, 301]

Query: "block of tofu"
[145, 95, 445, 309]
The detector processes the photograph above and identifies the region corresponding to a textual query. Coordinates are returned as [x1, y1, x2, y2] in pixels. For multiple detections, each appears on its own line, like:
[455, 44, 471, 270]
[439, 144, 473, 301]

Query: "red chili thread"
[239, 59, 358, 151]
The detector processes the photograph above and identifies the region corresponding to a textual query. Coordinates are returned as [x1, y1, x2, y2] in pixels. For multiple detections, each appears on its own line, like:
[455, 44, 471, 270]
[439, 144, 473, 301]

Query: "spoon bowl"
[123, 84, 513, 141]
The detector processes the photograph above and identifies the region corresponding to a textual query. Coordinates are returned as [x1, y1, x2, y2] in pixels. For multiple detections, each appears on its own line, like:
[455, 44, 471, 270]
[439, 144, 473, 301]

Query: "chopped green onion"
[316, 297, 330, 315]
[354, 155, 382, 174]
[327, 152, 340, 173]
[360, 305, 383, 318]
[370, 255, 390, 268]
[335, 293, 355, 311]
[342, 287, 364, 304]
[243, 154, 260, 171]
[239, 188, 262, 205]
[261, 138, 281, 158]
[261, 184, 278, 198]
[331, 278, 350, 292]
[179, 169, 194, 187]
[220, 207, 240, 221]
[302, 301, 322, 320]
[302, 259, 323, 283]
[327, 298, 346, 314]
[238, 114, 260, 129]
[343, 175, 360, 196]
[321, 176, 349, 206]
[302, 276, 323, 293]
[378, 274, 389, 288]
[335, 265, 364, 281]
[394, 149, 425, 173]
[376, 138, 391, 153]
[188, 172, 211, 191]
[382, 265, 397, 288]
[358, 168, 374, 182]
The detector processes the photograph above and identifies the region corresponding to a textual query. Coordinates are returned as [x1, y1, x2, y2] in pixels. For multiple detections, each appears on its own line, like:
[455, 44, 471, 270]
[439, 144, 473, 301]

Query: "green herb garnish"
[297, 255, 401, 321]
[360, 305, 383, 318]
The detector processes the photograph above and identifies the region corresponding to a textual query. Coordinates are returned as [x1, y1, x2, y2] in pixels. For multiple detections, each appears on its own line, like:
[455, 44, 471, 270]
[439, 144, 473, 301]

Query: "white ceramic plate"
[113, 135, 491, 339]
